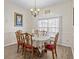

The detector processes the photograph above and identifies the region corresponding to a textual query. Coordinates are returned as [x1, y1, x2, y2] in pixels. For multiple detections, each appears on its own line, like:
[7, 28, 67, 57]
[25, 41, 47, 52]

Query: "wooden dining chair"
[15, 30, 24, 53]
[23, 33, 34, 59]
[44, 33, 59, 59]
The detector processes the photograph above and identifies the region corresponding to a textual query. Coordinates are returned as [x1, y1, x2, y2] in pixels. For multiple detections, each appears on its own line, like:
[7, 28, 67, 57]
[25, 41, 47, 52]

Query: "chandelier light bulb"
[30, 9, 33, 11]
[37, 9, 40, 11]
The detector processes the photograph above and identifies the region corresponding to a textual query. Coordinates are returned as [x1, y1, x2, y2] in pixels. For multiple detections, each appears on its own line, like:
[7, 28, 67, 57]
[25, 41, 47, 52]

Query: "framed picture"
[14, 12, 23, 26]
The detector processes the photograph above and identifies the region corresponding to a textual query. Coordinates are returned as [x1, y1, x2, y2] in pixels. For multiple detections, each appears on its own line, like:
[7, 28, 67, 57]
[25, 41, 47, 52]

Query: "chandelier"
[30, 0, 40, 17]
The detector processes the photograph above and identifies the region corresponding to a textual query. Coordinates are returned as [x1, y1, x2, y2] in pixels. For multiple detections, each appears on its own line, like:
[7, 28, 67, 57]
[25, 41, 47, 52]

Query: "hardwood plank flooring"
[4, 44, 73, 59]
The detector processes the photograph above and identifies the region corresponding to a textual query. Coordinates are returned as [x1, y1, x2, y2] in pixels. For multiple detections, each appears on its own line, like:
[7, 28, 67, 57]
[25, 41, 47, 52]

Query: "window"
[38, 17, 60, 37]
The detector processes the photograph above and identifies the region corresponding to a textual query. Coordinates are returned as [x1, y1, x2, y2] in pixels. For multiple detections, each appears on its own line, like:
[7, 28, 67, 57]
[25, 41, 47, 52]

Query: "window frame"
[38, 17, 60, 33]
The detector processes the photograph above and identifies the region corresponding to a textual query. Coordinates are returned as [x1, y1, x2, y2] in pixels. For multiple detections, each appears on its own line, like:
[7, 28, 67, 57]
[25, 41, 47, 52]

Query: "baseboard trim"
[4, 42, 17, 47]
[60, 42, 71, 47]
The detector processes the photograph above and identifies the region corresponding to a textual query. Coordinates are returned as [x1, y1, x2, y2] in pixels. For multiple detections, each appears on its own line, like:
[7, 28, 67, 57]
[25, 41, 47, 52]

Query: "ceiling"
[7, 0, 72, 9]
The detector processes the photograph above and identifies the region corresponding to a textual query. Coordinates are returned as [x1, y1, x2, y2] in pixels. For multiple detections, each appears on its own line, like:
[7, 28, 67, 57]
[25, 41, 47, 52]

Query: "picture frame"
[14, 12, 23, 26]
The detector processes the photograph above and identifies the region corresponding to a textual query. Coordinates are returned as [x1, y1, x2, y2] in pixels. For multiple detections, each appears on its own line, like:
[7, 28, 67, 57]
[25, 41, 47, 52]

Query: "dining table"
[32, 35, 54, 56]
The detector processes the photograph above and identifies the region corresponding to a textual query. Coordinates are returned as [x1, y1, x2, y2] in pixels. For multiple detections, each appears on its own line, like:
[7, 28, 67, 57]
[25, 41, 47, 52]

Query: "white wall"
[34, 0, 74, 52]
[4, 1, 33, 46]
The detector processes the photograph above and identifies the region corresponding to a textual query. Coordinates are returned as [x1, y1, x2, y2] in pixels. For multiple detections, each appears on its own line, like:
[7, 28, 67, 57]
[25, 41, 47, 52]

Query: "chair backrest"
[15, 30, 22, 43]
[54, 33, 59, 46]
[24, 33, 32, 46]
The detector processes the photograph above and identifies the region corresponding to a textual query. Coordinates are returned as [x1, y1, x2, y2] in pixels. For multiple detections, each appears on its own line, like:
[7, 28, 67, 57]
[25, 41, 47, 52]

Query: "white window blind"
[38, 17, 60, 37]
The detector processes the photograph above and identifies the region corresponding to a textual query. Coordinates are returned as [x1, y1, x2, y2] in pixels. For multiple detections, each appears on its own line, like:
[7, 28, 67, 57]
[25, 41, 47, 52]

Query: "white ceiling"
[7, 0, 72, 9]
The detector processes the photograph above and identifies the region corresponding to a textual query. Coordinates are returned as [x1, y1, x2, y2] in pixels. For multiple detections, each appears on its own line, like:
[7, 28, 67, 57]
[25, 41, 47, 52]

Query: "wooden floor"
[4, 44, 73, 59]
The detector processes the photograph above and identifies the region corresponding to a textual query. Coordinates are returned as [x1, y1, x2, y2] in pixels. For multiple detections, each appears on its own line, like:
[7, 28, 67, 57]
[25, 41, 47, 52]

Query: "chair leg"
[24, 48, 26, 59]
[44, 49, 47, 53]
[21, 47, 23, 55]
[52, 49, 55, 59]
[17, 45, 19, 53]
[55, 48, 57, 57]
[31, 51, 33, 59]
[22, 46, 24, 55]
